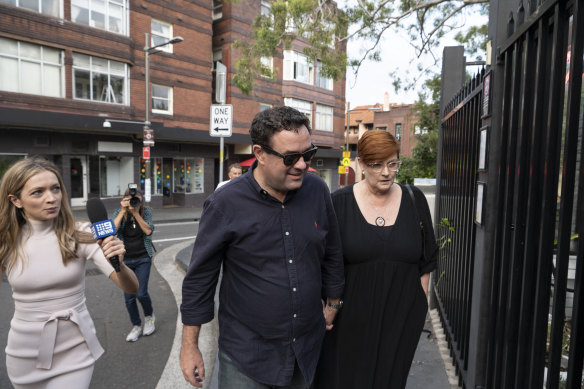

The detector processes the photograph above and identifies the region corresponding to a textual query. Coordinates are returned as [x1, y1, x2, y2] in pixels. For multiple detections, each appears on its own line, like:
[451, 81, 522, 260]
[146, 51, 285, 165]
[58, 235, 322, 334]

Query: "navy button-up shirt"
[181, 165, 344, 386]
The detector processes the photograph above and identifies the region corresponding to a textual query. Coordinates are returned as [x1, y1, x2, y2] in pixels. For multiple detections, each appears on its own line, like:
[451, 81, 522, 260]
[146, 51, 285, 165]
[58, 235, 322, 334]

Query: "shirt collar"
[243, 160, 299, 203]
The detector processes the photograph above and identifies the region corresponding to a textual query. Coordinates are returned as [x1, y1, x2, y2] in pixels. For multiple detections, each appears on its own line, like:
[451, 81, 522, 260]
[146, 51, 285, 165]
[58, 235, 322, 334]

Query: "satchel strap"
[406, 184, 426, 261]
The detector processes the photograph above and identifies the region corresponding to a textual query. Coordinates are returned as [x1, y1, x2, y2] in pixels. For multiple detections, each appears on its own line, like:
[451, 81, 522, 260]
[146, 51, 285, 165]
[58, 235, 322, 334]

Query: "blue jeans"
[218, 350, 307, 389]
[123, 256, 153, 326]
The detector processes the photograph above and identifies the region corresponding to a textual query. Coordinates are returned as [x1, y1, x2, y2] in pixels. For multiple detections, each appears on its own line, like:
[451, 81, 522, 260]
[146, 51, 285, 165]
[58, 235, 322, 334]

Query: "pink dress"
[5, 219, 114, 389]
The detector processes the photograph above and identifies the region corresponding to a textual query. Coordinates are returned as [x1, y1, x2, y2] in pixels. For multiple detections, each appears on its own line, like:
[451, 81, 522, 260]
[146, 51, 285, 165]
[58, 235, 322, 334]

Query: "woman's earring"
[362, 170, 365, 175]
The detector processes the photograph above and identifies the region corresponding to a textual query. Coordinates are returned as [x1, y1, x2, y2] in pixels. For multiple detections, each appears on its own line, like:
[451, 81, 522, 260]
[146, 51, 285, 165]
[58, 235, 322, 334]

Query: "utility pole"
[143, 33, 183, 205]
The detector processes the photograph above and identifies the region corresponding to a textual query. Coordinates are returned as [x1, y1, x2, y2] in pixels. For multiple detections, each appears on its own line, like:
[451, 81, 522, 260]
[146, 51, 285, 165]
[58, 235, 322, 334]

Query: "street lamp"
[142, 33, 183, 206]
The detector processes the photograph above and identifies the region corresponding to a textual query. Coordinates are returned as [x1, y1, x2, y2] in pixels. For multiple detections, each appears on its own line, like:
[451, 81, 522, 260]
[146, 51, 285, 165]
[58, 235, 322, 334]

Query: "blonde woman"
[0, 157, 138, 388]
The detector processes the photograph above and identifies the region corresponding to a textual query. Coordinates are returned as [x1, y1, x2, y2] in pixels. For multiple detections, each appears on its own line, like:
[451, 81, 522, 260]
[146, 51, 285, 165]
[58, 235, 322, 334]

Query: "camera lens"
[129, 196, 141, 208]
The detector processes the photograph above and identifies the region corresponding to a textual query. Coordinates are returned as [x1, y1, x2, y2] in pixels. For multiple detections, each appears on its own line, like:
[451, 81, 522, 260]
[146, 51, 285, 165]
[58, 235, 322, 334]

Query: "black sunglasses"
[261, 144, 318, 166]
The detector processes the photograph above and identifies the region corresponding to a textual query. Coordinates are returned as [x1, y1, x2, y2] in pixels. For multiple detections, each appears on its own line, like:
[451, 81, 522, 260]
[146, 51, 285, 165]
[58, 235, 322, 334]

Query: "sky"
[345, 33, 431, 108]
[343, 7, 489, 108]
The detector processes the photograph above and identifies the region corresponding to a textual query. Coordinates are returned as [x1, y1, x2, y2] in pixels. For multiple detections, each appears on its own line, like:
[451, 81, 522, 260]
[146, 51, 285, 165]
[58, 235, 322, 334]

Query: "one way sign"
[210, 104, 233, 137]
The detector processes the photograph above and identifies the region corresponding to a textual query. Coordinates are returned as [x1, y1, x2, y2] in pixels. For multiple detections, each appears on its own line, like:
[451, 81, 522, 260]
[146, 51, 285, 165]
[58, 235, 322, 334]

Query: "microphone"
[86, 198, 121, 272]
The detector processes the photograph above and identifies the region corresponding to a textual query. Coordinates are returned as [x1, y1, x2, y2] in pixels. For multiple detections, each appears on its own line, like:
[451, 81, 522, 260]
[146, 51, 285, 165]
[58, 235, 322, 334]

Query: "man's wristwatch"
[326, 299, 343, 309]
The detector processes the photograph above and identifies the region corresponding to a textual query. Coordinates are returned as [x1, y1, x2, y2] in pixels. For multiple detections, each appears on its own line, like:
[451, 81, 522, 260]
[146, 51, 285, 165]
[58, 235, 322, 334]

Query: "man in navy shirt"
[180, 106, 344, 388]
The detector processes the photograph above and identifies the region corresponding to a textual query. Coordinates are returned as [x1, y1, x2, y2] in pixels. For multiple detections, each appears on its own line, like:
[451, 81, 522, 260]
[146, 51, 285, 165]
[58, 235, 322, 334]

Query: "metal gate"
[435, 0, 584, 388]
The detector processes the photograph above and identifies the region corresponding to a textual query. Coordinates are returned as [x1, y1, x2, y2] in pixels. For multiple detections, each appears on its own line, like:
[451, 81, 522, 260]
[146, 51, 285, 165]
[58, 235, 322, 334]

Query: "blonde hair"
[0, 157, 93, 274]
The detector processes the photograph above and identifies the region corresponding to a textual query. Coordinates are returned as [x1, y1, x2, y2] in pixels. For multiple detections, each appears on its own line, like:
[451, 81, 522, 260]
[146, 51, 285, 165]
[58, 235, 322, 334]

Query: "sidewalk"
[175, 243, 457, 389]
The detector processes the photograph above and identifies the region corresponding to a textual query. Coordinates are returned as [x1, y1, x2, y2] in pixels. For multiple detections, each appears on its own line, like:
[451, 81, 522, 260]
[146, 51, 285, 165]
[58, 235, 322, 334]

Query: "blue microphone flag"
[90, 219, 117, 240]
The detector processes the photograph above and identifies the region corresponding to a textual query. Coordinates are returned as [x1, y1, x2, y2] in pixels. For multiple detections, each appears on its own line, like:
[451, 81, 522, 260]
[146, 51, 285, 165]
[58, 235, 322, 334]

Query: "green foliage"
[454, 23, 489, 59]
[396, 73, 440, 184]
[233, 0, 348, 94]
[233, 0, 488, 94]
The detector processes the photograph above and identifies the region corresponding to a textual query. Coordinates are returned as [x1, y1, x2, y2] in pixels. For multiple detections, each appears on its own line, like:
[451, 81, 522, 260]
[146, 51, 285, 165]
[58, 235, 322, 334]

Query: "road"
[0, 220, 199, 389]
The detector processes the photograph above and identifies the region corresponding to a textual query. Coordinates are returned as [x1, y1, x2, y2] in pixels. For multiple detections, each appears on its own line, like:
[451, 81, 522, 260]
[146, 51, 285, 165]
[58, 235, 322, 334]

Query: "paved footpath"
[0, 205, 458, 389]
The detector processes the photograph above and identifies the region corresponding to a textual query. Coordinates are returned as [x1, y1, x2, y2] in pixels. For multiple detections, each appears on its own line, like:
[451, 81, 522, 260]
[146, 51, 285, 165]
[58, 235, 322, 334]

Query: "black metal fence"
[435, 0, 584, 388]
[435, 68, 484, 386]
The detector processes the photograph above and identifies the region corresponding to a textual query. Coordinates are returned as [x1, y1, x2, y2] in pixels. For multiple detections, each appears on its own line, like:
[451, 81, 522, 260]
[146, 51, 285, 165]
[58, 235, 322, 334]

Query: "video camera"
[128, 183, 141, 208]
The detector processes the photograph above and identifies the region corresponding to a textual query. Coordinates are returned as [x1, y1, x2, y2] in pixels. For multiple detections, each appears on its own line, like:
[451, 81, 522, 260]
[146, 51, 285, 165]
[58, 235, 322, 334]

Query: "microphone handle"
[109, 255, 121, 272]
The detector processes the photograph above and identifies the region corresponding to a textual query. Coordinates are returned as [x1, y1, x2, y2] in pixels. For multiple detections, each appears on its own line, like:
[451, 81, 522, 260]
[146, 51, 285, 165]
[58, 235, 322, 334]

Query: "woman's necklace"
[130, 216, 136, 229]
[366, 185, 393, 226]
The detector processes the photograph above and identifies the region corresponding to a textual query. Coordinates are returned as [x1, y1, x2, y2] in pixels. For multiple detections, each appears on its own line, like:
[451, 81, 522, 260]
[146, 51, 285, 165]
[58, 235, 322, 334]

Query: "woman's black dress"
[313, 184, 430, 389]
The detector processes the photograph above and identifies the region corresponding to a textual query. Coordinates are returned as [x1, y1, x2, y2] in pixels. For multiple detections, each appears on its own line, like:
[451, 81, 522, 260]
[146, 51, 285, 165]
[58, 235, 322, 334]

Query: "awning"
[239, 157, 317, 172]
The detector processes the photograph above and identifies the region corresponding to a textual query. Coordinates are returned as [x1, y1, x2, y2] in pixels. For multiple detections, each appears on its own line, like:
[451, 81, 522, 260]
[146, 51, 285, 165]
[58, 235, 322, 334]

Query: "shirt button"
[285, 231, 290, 236]
[282, 204, 285, 208]
[289, 259, 293, 264]
[293, 288, 297, 292]
[293, 338, 296, 342]
[293, 314, 297, 318]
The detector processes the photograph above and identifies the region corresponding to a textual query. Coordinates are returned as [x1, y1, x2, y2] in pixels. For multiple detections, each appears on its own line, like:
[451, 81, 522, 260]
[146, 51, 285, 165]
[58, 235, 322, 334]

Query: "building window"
[1, 0, 61, 17]
[174, 158, 204, 193]
[395, 123, 402, 141]
[0, 37, 64, 97]
[283, 50, 313, 85]
[212, 0, 222, 20]
[316, 61, 333, 90]
[315, 104, 333, 131]
[98, 155, 134, 197]
[260, 103, 271, 112]
[260, 0, 270, 16]
[375, 126, 387, 131]
[151, 20, 173, 53]
[213, 49, 222, 70]
[71, 0, 127, 34]
[260, 56, 273, 78]
[73, 53, 128, 104]
[284, 98, 312, 126]
[152, 84, 172, 114]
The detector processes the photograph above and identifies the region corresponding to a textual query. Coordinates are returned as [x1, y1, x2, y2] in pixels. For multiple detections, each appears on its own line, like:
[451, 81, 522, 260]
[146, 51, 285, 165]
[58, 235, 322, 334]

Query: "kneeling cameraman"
[113, 184, 156, 342]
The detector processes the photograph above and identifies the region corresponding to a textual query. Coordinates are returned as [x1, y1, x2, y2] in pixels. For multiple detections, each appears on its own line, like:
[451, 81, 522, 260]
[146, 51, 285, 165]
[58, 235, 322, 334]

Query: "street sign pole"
[219, 136, 224, 182]
[210, 103, 233, 183]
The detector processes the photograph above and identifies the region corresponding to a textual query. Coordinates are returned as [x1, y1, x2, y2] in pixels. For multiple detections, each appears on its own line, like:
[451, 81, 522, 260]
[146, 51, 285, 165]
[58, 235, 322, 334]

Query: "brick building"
[212, 0, 346, 189]
[343, 92, 419, 184]
[0, 0, 345, 208]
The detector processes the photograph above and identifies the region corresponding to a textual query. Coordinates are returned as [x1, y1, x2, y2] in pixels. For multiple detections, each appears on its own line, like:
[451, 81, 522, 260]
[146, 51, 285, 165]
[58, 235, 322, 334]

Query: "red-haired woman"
[314, 130, 438, 388]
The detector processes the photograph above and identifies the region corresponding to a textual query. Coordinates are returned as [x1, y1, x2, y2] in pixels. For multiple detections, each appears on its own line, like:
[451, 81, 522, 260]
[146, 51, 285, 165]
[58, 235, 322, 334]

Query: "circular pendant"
[375, 216, 385, 226]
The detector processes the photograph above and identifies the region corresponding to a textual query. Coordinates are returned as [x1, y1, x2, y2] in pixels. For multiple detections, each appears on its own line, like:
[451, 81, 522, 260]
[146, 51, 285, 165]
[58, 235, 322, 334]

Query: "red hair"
[358, 130, 400, 164]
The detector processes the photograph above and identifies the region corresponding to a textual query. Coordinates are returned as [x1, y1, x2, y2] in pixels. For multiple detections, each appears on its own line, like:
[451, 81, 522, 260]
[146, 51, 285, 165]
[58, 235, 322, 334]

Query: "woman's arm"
[98, 235, 138, 294]
[113, 200, 128, 230]
[420, 272, 430, 296]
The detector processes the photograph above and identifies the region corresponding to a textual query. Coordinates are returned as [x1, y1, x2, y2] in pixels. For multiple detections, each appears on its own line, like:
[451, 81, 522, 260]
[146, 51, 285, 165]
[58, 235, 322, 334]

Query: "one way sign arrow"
[210, 104, 233, 137]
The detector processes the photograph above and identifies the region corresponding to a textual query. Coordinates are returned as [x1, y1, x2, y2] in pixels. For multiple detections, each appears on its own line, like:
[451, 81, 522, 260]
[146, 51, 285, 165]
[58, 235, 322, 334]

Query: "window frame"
[395, 123, 402, 141]
[151, 19, 174, 53]
[151, 84, 173, 115]
[0, 37, 65, 97]
[315, 103, 333, 132]
[316, 60, 333, 90]
[283, 50, 313, 85]
[212, 0, 222, 20]
[1, 0, 62, 17]
[284, 97, 312, 127]
[70, 0, 128, 35]
[72, 53, 128, 105]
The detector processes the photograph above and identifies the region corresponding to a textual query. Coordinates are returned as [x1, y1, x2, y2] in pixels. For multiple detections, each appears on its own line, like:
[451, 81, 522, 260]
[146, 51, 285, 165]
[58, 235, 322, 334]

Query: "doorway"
[70, 157, 88, 207]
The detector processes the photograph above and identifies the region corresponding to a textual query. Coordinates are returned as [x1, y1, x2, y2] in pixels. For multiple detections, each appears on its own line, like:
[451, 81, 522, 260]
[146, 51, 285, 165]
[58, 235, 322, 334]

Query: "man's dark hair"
[249, 106, 311, 146]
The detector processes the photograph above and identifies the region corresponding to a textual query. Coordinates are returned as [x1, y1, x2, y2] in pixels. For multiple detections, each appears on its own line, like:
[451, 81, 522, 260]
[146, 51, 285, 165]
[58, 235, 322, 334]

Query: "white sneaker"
[143, 314, 156, 336]
[126, 325, 141, 342]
